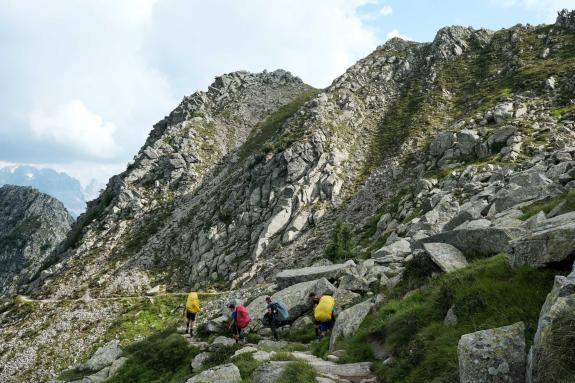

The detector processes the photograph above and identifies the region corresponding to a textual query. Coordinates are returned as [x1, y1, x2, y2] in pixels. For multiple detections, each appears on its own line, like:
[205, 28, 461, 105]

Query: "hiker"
[312, 293, 336, 339]
[184, 291, 201, 336]
[228, 302, 251, 343]
[308, 292, 321, 340]
[263, 297, 290, 341]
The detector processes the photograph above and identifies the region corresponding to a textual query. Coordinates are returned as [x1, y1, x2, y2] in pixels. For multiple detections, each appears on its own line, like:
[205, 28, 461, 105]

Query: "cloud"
[493, 0, 573, 21]
[0, 0, 380, 184]
[30, 100, 120, 159]
[144, 0, 379, 91]
[380, 5, 393, 16]
[386, 29, 413, 41]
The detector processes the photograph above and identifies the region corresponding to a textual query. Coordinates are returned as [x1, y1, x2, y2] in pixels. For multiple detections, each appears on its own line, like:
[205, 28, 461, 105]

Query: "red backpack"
[235, 304, 251, 329]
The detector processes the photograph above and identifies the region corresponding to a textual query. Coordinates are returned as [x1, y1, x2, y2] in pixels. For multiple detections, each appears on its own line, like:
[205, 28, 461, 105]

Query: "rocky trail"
[182, 335, 376, 383]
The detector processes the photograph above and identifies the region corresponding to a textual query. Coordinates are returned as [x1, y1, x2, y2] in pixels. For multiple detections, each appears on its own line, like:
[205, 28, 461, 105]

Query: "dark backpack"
[272, 301, 289, 321]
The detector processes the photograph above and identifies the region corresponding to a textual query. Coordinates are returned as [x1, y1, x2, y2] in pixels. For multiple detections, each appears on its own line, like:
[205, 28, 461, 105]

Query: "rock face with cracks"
[458, 322, 526, 383]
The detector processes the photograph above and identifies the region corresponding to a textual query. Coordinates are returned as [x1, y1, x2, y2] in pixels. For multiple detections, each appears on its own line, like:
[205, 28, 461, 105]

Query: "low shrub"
[109, 329, 199, 383]
[276, 360, 316, 383]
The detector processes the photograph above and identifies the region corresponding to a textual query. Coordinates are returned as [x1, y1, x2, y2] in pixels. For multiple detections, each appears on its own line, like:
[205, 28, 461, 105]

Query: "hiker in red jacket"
[228, 302, 251, 343]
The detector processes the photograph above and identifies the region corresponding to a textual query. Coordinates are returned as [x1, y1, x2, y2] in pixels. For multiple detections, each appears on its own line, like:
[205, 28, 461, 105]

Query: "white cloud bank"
[30, 100, 120, 159]
[0, 0, 381, 184]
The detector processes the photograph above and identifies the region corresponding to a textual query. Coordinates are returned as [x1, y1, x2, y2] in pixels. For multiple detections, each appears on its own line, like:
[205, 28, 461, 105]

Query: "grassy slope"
[238, 86, 320, 160]
[519, 189, 575, 220]
[336, 255, 560, 382]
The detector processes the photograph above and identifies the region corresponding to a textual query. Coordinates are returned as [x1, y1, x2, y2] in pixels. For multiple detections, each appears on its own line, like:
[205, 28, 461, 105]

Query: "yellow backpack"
[314, 295, 335, 322]
[186, 292, 201, 314]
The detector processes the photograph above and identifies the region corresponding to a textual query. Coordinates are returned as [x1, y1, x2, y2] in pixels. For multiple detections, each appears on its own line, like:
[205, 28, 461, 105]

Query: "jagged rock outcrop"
[509, 211, 575, 268]
[0, 185, 73, 296]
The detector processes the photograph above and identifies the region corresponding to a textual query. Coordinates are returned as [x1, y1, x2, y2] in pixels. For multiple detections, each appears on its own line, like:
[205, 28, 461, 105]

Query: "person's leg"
[328, 316, 335, 333]
[271, 316, 278, 340]
[232, 323, 240, 343]
[189, 313, 196, 336]
[314, 320, 320, 340]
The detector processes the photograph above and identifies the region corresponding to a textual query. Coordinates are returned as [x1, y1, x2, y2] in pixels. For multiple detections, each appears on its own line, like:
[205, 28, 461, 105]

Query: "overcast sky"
[0, 0, 572, 186]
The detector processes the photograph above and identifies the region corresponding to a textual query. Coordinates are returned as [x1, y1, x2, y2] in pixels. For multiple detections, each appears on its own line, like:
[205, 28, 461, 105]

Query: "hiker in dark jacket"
[264, 297, 290, 341]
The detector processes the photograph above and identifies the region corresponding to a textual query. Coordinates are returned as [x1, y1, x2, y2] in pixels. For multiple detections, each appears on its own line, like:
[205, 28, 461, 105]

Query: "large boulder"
[373, 238, 411, 259]
[423, 242, 468, 272]
[420, 194, 460, 232]
[458, 322, 526, 383]
[246, 278, 337, 331]
[275, 263, 352, 289]
[186, 363, 241, 383]
[509, 212, 575, 268]
[253, 361, 289, 383]
[81, 340, 122, 372]
[329, 300, 372, 352]
[191, 352, 212, 370]
[421, 226, 517, 258]
[337, 273, 371, 293]
[210, 336, 236, 349]
[489, 170, 563, 215]
[527, 266, 575, 382]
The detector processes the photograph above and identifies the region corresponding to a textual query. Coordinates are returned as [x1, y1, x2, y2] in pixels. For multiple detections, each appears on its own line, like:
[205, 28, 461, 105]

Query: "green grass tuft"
[276, 360, 317, 383]
[103, 295, 184, 346]
[233, 353, 263, 380]
[311, 337, 330, 359]
[270, 351, 297, 361]
[283, 327, 317, 344]
[519, 190, 575, 221]
[200, 344, 241, 370]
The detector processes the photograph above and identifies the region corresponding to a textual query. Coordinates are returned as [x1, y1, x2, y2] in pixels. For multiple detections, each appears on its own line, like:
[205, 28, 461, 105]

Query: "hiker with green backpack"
[263, 296, 290, 341]
[228, 302, 251, 343]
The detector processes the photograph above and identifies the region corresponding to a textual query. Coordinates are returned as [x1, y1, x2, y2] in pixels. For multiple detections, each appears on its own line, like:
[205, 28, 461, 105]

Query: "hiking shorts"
[186, 311, 197, 321]
[319, 317, 335, 332]
[319, 321, 334, 332]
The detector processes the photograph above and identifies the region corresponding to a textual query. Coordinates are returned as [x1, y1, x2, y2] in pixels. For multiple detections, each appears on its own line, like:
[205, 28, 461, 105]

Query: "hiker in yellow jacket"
[184, 292, 201, 336]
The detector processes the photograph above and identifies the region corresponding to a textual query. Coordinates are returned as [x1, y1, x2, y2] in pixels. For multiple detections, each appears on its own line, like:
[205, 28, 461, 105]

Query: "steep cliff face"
[0, 185, 73, 295]
[37, 13, 575, 299]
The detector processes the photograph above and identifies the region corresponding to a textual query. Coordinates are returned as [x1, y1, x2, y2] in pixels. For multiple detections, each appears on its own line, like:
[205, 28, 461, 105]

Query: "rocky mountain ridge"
[1, 9, 575, 383]
[0, 166, 87, 217]
[0, 185, 73, 296]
